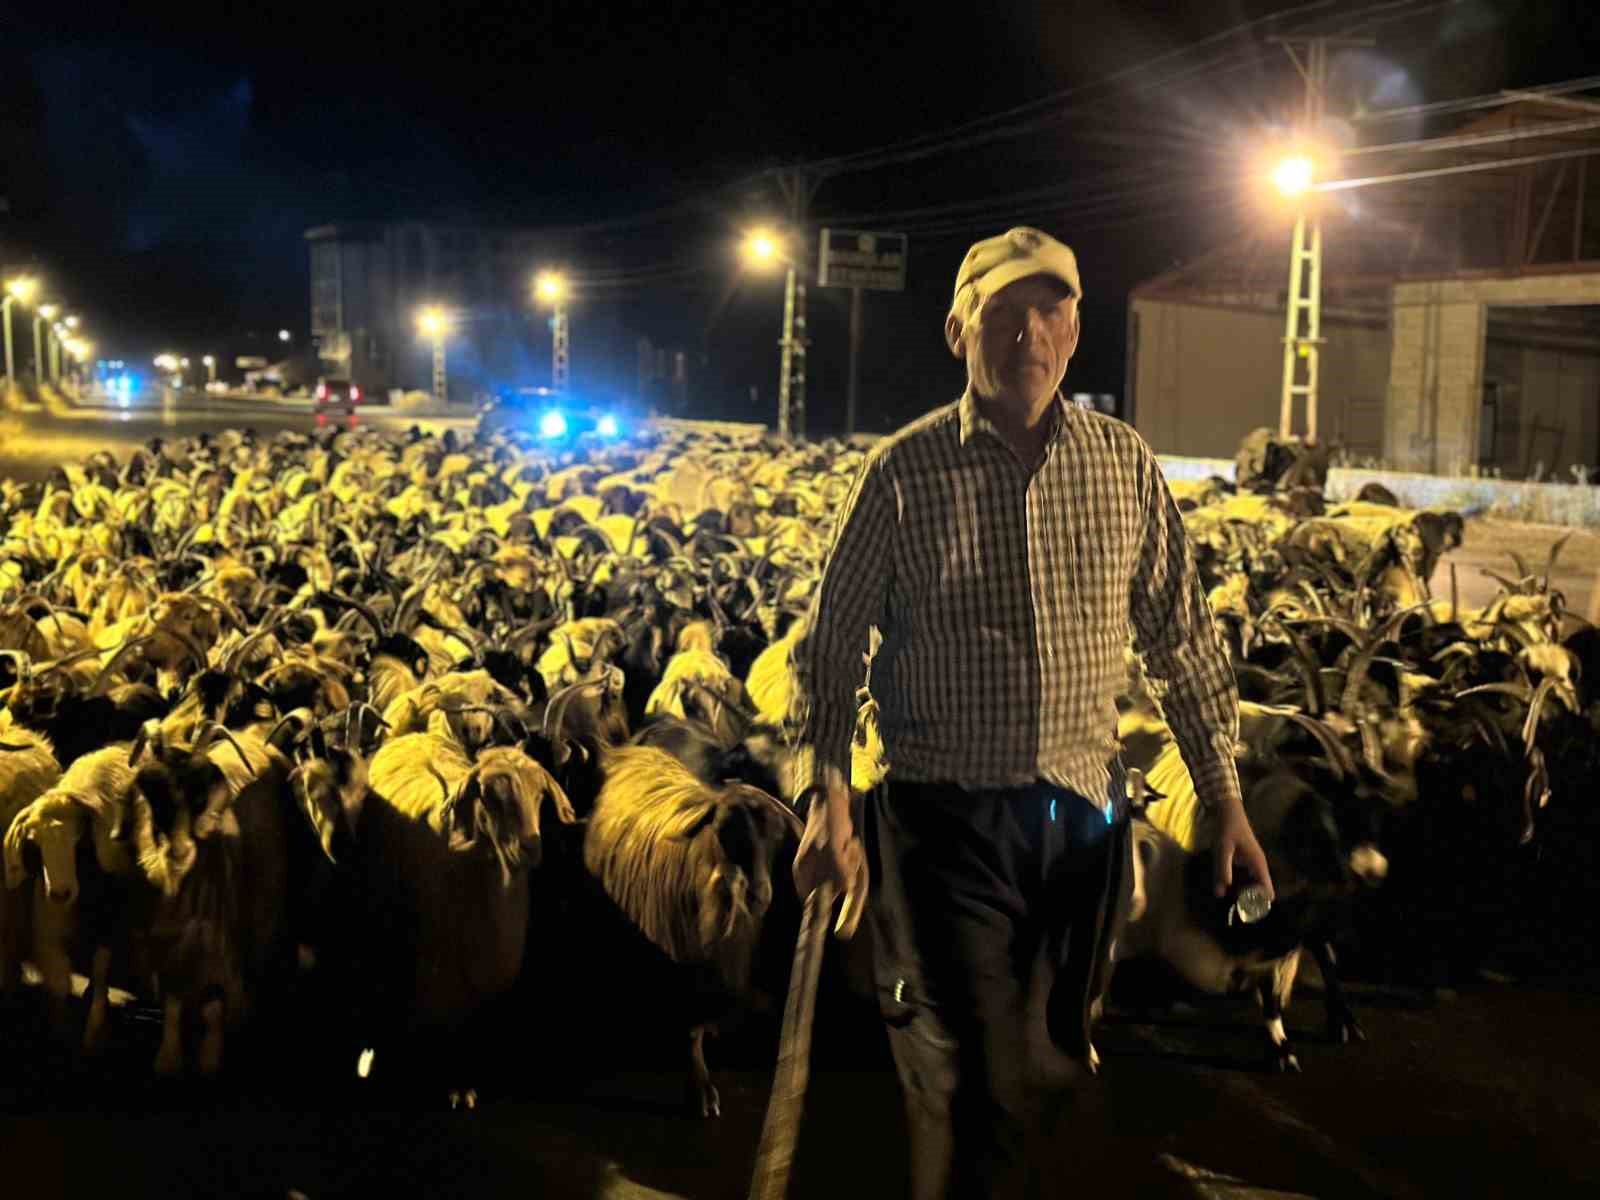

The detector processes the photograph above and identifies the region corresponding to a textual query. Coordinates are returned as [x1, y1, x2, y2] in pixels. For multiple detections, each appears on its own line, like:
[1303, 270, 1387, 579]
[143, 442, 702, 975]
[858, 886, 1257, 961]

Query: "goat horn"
[194, 723, 257, 778]
[542, 675, 612, 743]
[741, 784, 805, 839]
[1338, 606, 1416, 718]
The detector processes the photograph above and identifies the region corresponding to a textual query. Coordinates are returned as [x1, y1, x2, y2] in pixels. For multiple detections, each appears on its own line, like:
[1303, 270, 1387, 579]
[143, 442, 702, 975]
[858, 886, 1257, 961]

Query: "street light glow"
[63, 315, 80, 330]
[1272, 155, 1315, 198]
[278, 329, 292, 342]
[535, 272, 568, 304]
[416, 306, 449, 339]
[4, 277, 38, 304]
[742, 230, 780, 267]
[38, 304, 59, 321]
[202, 355, 215, 366]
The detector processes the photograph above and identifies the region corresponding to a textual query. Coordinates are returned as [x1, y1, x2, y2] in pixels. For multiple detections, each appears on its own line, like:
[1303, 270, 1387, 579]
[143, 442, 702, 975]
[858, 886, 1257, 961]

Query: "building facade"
[1129, 97, 1600, 478]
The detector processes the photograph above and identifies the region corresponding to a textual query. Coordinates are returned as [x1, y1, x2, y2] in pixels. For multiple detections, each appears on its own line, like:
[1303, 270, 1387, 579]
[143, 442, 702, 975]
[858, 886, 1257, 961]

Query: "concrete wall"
[1156, 453, 1600, 527]
[1386, 271, 1600, 475]
[1130, 298, 1390, 460]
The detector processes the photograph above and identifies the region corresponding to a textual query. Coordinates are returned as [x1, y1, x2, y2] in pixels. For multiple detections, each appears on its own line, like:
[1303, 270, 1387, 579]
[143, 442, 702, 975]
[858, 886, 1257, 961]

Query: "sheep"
[124, 724, 291, 1076]
[349, 732, 575, 1106]
[579, 744, 802, 1116]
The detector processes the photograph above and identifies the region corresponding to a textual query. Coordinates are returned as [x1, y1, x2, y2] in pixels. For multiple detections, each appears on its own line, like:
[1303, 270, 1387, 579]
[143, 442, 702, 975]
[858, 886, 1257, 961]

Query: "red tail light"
[350, 385, 361, 402]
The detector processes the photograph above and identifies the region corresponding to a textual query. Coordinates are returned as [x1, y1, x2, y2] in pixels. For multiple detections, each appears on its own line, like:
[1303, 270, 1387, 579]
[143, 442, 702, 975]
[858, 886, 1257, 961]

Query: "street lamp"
[416, 305, 450, 404]
[2, 276, 39, 393]
[534, 271, 570, 391]
[740, 228, 807, 440]
[202, 354, 217, 385]
[278, 329, 292, 344]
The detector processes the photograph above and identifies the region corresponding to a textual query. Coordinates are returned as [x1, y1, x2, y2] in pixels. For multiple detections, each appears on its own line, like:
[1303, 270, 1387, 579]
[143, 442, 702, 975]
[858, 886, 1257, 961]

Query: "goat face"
[450, 751, 576, 885]
[130, 760, 230, 897]
[3, 803, 84, 906]
[290, 754, 368, 864]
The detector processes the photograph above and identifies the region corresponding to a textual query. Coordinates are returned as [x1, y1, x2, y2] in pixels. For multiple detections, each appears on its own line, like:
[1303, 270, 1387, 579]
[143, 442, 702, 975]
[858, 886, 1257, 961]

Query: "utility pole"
[1269, 34, 1371, 443]
[774, 166, 822, 441]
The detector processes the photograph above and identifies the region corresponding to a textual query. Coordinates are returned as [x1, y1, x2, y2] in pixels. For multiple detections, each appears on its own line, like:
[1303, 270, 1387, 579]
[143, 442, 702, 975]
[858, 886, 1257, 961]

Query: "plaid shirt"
[794, 390, 1242, 815]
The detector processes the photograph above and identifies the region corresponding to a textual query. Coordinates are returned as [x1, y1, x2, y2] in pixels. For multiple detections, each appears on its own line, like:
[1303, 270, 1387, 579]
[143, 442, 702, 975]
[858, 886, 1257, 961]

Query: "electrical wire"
[1351, 74, 1600, 124]
[1316, 143, 1600, 192]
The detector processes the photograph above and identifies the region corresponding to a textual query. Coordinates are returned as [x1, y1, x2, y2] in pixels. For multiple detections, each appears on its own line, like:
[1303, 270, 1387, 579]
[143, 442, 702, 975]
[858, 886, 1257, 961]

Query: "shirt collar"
[958, 388, 1075, 449]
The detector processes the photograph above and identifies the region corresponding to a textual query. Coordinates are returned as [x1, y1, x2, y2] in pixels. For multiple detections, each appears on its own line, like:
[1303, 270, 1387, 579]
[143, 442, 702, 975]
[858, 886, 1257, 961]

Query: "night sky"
[2, 0, 1596, 431]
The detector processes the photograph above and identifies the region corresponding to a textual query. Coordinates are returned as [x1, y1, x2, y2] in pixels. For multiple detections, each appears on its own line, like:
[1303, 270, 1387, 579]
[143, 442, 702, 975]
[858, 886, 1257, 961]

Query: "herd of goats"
[0, 419, 1595, 1112]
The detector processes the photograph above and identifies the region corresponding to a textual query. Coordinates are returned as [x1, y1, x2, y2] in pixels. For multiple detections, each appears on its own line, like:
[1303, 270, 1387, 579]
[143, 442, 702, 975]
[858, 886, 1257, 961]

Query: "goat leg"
[82, 945, 113, 1055]
[154, 994, 184, 1076]
[197, 990, 226, 1077]
[1259, 949, 1302, 1074]
[1310, 940, 1366, 1045]
[689, 1023, 721, 1118]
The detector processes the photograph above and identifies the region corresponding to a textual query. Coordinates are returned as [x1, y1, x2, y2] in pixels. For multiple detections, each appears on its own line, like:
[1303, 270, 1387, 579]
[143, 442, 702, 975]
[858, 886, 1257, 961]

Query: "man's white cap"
[950, 226, 1083, 324]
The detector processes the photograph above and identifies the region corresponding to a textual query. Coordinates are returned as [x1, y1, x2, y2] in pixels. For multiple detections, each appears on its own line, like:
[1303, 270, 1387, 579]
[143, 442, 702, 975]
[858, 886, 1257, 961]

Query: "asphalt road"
[1, 963, 1596, 1200]
[0, 385, 476, 482]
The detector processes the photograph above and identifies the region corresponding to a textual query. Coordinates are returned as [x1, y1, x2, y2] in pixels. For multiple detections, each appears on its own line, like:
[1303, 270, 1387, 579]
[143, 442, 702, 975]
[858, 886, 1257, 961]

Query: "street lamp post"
[535, 272, 570, 391]
[416, 306, 449, 404]
[1272, 153, 1322, 443]
[202, 355, 217, 385]
[37, 305, 58, 385]
[3, 277, 39, 392]
[740, 230, 807, 440]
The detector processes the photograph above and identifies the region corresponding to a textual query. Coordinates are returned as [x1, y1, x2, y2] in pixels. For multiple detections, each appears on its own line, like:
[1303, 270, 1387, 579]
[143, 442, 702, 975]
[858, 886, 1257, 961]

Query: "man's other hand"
[792, 765, 869, 938]
[1214, 804, 1274, 901]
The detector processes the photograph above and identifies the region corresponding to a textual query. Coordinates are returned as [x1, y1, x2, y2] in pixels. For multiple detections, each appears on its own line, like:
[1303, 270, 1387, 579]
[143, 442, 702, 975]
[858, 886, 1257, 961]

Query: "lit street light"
[278, 329, 292, 344]
[534, 271, 570, 391]
[740, 228, 806, 439]
[202, 354, 217, 385]
[2, 276, 39, 393]
[1272, 155, 1315, 198]
[416, 305, 450, 404]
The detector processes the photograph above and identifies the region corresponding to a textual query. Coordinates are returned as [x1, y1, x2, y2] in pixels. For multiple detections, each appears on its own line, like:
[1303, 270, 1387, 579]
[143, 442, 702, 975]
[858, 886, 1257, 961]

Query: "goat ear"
[449, 777, 481, 849]
[3, 812, 33, 889]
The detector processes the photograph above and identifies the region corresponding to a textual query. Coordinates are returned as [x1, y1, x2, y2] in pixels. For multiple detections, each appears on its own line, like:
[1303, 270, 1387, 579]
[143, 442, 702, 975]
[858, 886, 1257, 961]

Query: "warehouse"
[1129, 94, 1600, 478]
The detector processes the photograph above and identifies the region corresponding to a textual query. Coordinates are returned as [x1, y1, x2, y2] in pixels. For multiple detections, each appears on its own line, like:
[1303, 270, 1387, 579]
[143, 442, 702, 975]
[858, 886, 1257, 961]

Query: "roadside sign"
[818, 229, 907, 292]
[235, 356, 269, 369]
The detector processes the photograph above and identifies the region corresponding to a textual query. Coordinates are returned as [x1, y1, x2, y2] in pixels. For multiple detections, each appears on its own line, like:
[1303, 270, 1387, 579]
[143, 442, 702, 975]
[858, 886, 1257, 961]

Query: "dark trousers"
[865, 777, 1125, 1200]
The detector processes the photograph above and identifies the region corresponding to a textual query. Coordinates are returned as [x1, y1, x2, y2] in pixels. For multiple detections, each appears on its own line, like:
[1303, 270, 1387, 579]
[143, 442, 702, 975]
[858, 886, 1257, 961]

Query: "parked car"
[314, 377, 362, 417]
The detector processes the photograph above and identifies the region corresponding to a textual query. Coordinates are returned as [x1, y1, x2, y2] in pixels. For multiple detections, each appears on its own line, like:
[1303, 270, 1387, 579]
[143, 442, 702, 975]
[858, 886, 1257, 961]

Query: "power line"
[1315, 143, 1600, 192]
[1351, 73, 1600, 124]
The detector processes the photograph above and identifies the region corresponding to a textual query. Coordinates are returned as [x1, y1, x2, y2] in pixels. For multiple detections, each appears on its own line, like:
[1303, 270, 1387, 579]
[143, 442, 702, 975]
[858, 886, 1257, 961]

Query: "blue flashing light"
[538, 409, 568, 439]
[596, 414, 620, 438]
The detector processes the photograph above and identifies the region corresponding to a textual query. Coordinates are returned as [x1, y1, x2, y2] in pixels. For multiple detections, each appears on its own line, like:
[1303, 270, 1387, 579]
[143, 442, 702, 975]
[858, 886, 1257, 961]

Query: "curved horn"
[541, 675, 612, 743]
[194, 723, 257, 778]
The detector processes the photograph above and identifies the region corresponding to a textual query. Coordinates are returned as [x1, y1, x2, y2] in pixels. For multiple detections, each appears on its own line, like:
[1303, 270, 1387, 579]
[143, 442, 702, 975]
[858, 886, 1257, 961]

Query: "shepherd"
[792, 226, 1275, 1199]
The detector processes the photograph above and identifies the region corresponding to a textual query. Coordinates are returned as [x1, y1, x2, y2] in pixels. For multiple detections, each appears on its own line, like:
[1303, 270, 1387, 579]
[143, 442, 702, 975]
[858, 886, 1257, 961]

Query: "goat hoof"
[1272, 1046, 1302, 1074]
[153, 1044, 182, 1078]
[699, 1084, 722, 1119]
[1330, 1014, 1367, 1045]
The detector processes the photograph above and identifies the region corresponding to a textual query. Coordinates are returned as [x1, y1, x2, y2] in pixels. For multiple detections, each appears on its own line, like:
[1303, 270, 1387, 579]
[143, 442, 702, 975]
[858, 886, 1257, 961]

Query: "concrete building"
[1129, 97, 1600, 478]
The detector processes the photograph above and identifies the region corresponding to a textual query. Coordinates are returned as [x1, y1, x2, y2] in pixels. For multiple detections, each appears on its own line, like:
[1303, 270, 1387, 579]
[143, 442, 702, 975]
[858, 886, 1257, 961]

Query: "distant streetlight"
[202, 354, 217, 385]
[278, 329, 292, 343]
[416, 305, 450, 404]
[63, 315, 79, 331]
[739, 228, 805, 439]
[40, 307, 60, 383]
[534, 271, 570, 390]
[2, 277, 39, 392]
